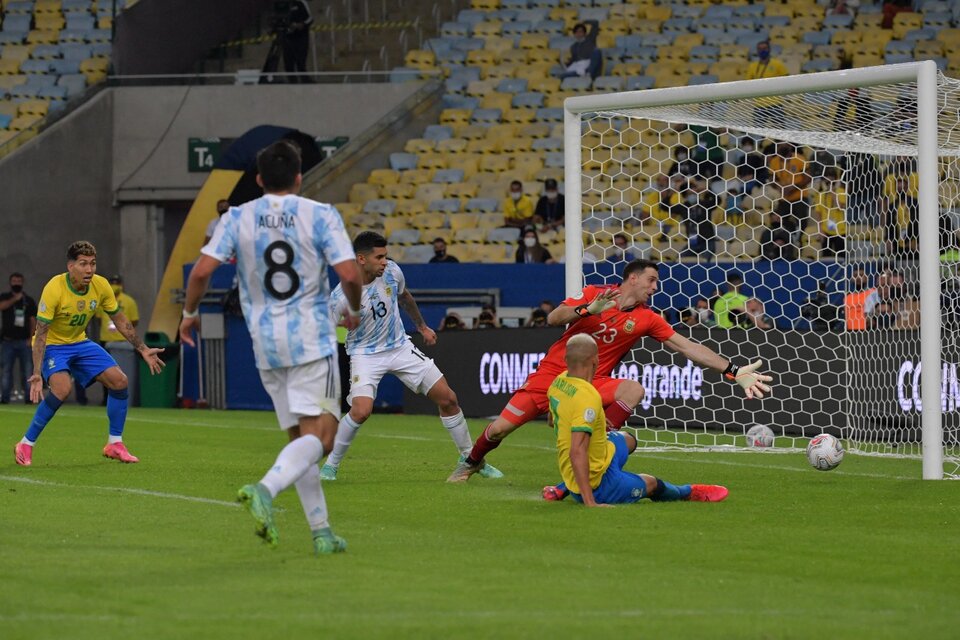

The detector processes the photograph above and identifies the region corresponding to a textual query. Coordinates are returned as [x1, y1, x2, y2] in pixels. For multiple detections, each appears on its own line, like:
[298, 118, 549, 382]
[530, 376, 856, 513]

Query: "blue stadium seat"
[51, 59, 82, 74]
[90, 43, 112, 58]
[491, 9, 519, 22]
[535, 107, 563, 122]
[516, 9, 550, 23]
[424, 125, 453, 141]
[0, 114, 13, 129]
[662, 17, 692, 32]
[57, 74, 87, 97]
[626, 76, 655, 91]
[433, 169, 465, 184]
[560, 76, 592, 91]
[5, 2, 35, 15]
[823, 14, 854, 29]
[38, 85, 69, 101]
[802, 58, 838, 73]
[451, 37, 484, 52]
[2, 14, 32, 34]
[512, 91, 544, 108]
[25, 74, 57, 88]
[688, 74, 718, 86]
[544, 151, 565, 167]
[548, 35, 574, 51]
[10, 84, 39, 98]
[802, 32, 832, 46]
[904, 28, 937, 42]
[429, 198, 462, 213]
[690, 45, 720, 62]
[672, 5, 703, 19]
[578, 7, 609, 22]
[441, 94, 480, 109]
[735, 5, 765, 18]
[694, 17, 728, 32]
[758, 15, 791, 29]
[389, 152, 419, 172]
[66, 14, 96, 31]
[533, 19, 565, 34]
[441, 22, 471, 38]
[62, 0, 94, 13]
[0, 33, 26, 44]
[497, 78, 528, 94]
[464, 197, 499, 213]
[390, 67, 420, 83]
[501, 21, 533, 37]
[885, 40, 914, 56]
[531, 137, 562, 151]
[592, 76, 623, 92]
[884, 53, 916, 65]
[737, 33, 770, 49]
[20, 59, 53, 74]
[456, 9, 487, 26]
[500, 0, 530, 9]
[471, 108, 502, 123]
[727, 17, 757, 32]
[704, 5, 734, 19]
[363, 199, 397, 216]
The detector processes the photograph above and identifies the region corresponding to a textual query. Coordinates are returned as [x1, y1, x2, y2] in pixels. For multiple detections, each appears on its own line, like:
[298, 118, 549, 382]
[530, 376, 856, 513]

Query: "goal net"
[562, 62, 960, 479]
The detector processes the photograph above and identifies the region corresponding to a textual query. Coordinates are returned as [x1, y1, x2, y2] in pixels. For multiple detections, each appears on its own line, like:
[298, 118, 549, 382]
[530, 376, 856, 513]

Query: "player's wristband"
[182, 308, 199, 319]
[347, 306, 361, 318]
[574, 304, 591, 318]
[723, 362, 740, 381]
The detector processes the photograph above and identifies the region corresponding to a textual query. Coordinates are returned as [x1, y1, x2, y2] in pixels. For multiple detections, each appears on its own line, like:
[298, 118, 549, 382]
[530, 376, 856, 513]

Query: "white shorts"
[347, 341, 443, 405]
[258, 355, 341, 430]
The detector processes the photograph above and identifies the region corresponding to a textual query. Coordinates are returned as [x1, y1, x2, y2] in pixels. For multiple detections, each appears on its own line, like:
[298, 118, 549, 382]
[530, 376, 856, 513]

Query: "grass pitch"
[1, 405, 958, 639]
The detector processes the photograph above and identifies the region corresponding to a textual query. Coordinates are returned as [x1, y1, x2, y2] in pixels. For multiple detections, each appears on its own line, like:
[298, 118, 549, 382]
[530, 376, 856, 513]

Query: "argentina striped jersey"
[201, 193, 355, 369]
[331, 260, 409, 356]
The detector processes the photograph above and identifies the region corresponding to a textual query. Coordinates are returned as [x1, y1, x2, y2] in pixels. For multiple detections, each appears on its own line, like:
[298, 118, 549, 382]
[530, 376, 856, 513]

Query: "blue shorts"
[42, 341, 118, 388]
[571, 431, 649, 505]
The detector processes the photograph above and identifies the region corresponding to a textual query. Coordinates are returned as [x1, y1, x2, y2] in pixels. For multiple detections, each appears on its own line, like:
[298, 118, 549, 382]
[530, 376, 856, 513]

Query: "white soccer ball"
[806, 434, 844, 471]
[745, 424, 775, 448]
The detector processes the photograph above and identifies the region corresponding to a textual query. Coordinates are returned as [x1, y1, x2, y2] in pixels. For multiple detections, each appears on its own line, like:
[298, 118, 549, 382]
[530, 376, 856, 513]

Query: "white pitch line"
[0, 475, 240, 508]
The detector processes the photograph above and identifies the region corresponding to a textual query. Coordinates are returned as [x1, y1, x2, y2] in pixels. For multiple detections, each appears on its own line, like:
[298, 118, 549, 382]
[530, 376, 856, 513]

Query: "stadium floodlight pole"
[562, 61, 945, 479]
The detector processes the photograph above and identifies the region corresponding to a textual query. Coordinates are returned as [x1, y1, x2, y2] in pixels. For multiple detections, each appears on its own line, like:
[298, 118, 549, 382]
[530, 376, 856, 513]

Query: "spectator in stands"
[714, 272, 748, 329]
[895, 285, 920, 330]
[769, 142, 811, 234]
[870, 300, 898, 329]
[440, 312, 466, 331]
[802, 282, 841, 332]
[689, 125, 724, 180]
[682, 178, 717, 258]
[516, 227, 555, 264]
[560, 20, 602, 80]
[642, 174, 683, 240]
[611, 233, 641, 263]
[679, 297, 716, 329]
[845, 268, 874, 331]
[429, 237, 459, 263]
[745, 40, 788, 127]
[865, 268, 903, 321]
[760, 211, 798, 260]
[826, 0, 859, 18]
[881, 0, 913, 30]
[475, 309, 499, 330]
[279, 0, 313, 83]
[539, 300, 556, 315]
[0, 272, 37, 404]
[743, 298, 775, 330]
[527, 308, 549, 328]
[882, 162, 919, 256]
[204, 199, 231, 245]
[667, 143, 698, 180]
[812, 169, 846, 257]
[504, 180, 535, 229]
[534, 178, 565, 231]
[722, 164, 761, 224]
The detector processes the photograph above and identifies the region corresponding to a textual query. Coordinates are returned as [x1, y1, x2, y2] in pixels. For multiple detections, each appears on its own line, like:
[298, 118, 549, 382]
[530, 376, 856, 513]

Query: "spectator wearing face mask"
[682, 297, 717, 328]
[429, 237, 459, 263]
[504, 180, 535, 229]
[534, 178, 565, 231]
[516, 227, 556, 264]
[204, 199, 232, 246]
[0, 272, 38, 404]
[527, 308, 549, 328]
[611, 233, 641, 263]
[745, 40, 788, 127]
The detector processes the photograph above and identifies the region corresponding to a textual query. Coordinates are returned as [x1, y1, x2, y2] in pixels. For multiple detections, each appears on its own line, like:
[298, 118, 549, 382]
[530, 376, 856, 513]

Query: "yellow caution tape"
[217, 21, 418, 48]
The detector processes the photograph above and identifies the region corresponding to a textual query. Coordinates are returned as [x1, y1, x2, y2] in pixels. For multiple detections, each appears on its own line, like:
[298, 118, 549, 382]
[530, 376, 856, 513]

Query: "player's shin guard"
[24, 394, 64, 443]
[605, 400, 633, 431]
[465, 424, 502, 465]
[648, 477, 692, 502]
[326, 413, 361, 468]
[260, 434, 324, 497]
[106, 388, 129, 438]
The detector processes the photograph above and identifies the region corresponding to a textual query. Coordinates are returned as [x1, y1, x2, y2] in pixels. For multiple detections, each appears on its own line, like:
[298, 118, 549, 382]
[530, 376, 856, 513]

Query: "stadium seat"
[893, 13, 923, 40]
[363, 199, 397, 216]
[487, 227, 521, 243]
[464, 197, 499, 213]
[389, 152, 420, 172]
[433, 169, 465, 184]
[388, 228, 422, 245]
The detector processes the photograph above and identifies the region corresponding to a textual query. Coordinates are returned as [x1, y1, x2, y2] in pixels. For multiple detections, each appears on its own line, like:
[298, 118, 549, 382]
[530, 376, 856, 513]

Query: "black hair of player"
[354, 231, 388, 255]
[256, 140, 301, 192]
[67, 240, 97, 261]
[622, 258, 658, 281]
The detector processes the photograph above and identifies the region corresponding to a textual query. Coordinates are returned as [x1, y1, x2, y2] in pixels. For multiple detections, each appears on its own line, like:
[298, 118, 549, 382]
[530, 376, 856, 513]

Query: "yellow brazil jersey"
[37, 274, 119, 345]
[99, 291, 139, 342]
[548, 372, 614, 495]
[746, 58, 788, 107]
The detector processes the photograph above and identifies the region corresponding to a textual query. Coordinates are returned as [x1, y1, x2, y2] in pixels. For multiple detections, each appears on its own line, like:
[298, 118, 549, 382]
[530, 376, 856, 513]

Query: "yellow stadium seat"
[831, 30, 862, 47]
[645, 6, 671, 21]
[480, 92, 512, 110]
[466, 79, 497, 97]
[765, 4, 793, 18]
[674, 33, 703, 49]
[98, 16, 113, 30]
[399, 168, 434, 185]
[499, 48, 529, 65]
[485, 123, 516, 141]
[502, 108, 535, 125]
[519, 33, 549, 50]
[414, 183, 447, 204]
[80, 58, 109, 74]
[854, 12, 883, 29]
[472, 21, 502, 38]
[418, 153, 448, 171]
[768, 25, 799, 45]
[9, 114, 42, 131]
[611, 62, 645, 77]
[781, 42, 813, 59]
[404, 138, 435, 154]
[383, 216, 410, 239]
[528, 48, 561, 65]
[457, 124, 487, 140]
[449, 212, 480, 232]
[550, 7, 578, 25]
[411, 212, 447, 230]
[794, 4, 824, 19]
[604, 18, 631, 36]
[18, 99, 49, 117]
[483, 64, 520, 81]
[446, 182, 478, 200]
[609, 4, 640, 21]
[467, 138, 500, 154]
[501, 136, 533, 153]
[914, 40, 943, 59]
[381, 183, 417, 200]
[348, 183, 381, 203]
[658, 45, 690, 62]
[440, 109, 472, 126]
[483, 36, 515, 56]
[479, 155, 510, 173]
[792, 16, 822, 32]
[436, 137, 468, 154]
[514, 63, 554, 83]
[394, 200, 426, 216]
[34, 0, 62, 14]
[471, 0, 499, 9]
[334, 202, 361, 221]
[404, 49, 436, 70]
[893, 13, 923, 40]
[3, 45, 34, 63]
[446, 154, 480, 177]
[519, 122, 550, 139]
[529, 76, 560, 94]
[852, 53, 883, 68]
[0, 60, 21, 75]
[35, 13, 65, 30]
[27, 30, 59, 44]
[467, 50, 499, 67]
[860, 29, 893, 48]
[368, 169, 399, 187]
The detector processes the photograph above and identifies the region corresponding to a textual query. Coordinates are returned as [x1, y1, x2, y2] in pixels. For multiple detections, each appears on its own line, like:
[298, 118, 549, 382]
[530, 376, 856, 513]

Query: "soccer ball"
[745, 424, 775, 448]
[806, 434, 844, 471]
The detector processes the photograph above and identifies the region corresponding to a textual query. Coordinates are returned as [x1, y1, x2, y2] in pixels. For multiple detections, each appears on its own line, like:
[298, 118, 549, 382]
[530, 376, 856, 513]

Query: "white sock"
[259, 434, 323, 498]
[294, 463, 330, 531]
[107, 435, 123, 444]
[20, 437, 35, 446]
[441, 411, 473, 456]
[326, 413, 362, 468]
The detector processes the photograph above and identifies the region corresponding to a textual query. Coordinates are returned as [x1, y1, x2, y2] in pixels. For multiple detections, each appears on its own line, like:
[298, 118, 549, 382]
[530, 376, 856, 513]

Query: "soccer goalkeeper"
[447, 259, 772, 482]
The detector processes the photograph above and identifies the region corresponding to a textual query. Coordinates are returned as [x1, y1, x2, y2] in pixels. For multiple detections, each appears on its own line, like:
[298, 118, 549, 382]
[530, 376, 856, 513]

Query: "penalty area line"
[0, 475, 241, 508]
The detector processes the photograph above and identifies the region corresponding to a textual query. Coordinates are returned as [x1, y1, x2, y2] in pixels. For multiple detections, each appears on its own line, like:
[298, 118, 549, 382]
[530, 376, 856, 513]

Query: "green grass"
[1, 405, 959, 639]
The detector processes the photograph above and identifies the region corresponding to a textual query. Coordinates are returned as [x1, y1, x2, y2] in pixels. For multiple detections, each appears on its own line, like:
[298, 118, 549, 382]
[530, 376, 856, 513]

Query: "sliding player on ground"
[548, 334, 728, 505]
[181, 140, 363, 556]
[322, 231, 501, 480]
[14, 241, 165, 466]
[448, 259, 772, 482]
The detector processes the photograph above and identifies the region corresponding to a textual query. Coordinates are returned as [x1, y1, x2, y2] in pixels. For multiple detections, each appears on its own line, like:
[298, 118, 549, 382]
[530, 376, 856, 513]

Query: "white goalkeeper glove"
[724, 359, 773, 399]
[576, 289, 620, 318]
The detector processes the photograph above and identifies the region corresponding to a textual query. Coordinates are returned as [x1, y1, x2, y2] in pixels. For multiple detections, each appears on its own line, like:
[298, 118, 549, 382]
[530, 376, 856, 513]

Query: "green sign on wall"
[188, 137, 222, 172]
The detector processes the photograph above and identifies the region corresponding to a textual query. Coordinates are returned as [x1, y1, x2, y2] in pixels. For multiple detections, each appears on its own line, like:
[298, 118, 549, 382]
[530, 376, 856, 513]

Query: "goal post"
[562, 61, 954, 479]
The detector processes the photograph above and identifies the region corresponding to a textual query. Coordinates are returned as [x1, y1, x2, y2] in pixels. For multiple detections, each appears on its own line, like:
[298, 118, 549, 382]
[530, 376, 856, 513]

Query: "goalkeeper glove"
[575, 289, 620, 317]
[724, 359, 773, 399]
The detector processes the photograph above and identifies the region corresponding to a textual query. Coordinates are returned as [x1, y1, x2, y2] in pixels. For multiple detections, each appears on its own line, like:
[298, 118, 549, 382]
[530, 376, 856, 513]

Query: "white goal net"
[563, 62, 960, 479]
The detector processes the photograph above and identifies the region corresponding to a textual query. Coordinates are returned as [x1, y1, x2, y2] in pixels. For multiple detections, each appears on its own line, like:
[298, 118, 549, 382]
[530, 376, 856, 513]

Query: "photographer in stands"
[275, 0, 312, 83]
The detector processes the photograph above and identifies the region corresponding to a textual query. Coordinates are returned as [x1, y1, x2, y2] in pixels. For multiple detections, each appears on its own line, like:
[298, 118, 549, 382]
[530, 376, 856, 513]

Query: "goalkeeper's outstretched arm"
[664, 333, 773, 399]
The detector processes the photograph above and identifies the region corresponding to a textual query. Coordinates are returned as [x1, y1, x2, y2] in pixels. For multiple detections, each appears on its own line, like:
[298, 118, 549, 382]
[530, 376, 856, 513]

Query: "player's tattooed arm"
[31, 321, 49, 374]
[112, 311, 147, 351]
[399, 290, 428, 330]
